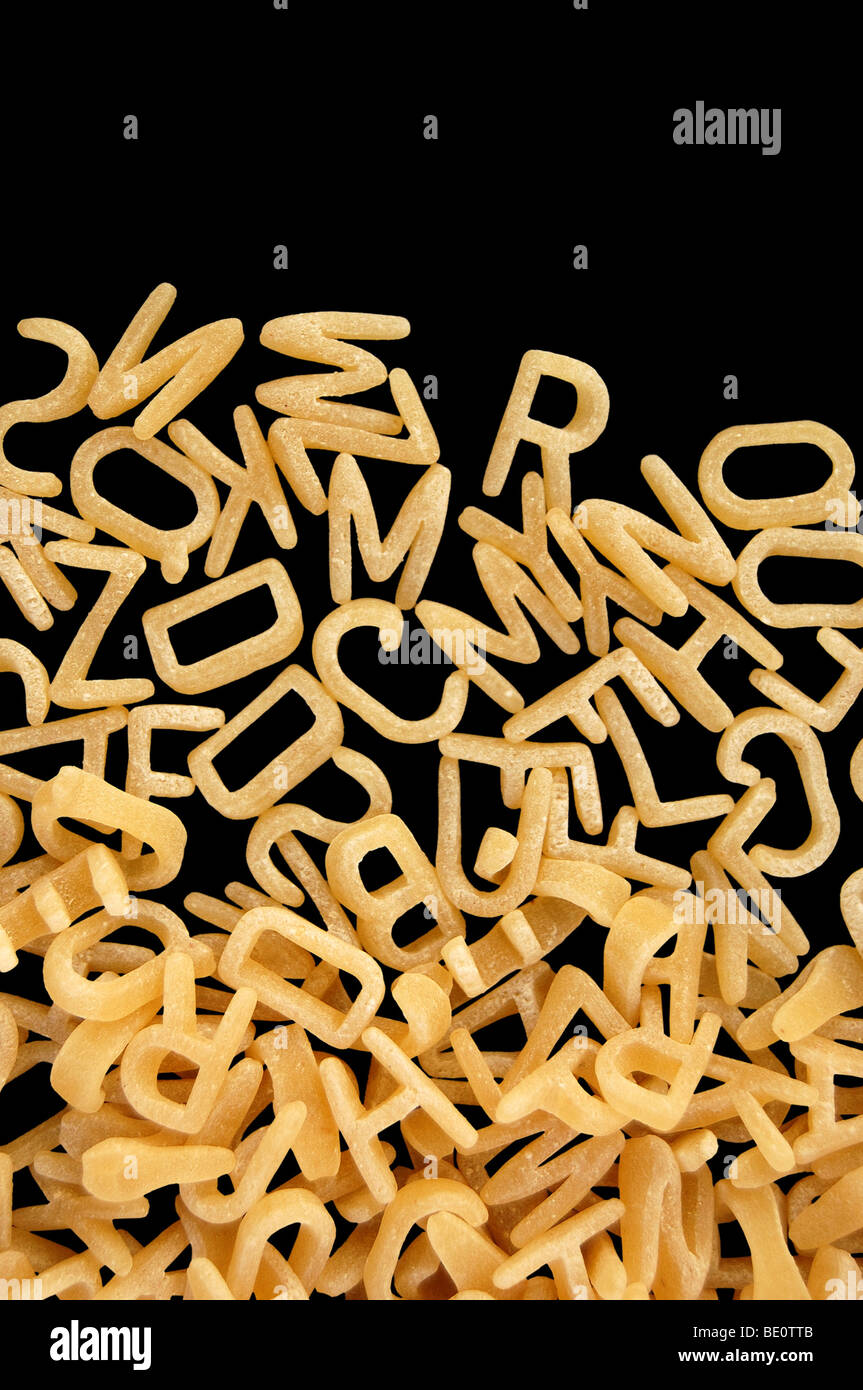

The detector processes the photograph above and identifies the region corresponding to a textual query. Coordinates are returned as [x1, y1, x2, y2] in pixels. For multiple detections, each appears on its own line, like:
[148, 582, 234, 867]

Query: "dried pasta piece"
[256, 310, 409, 429]
[492, 1198, 623, 1300]
[0, 544, 56, 633]
[672, 1050, 815, 1162]
[250, 1025, 341, 1180]
[50, 996, 162, 1111]
[0, 844, 130, 972]
[0, 639, 50, 725]
[88, 282, 243, 440]
[315, 1216, 383, 1298]
[583, 1230, 629, 1300]
[442, 899, 580, 1000]
[314, 598, 469, 741]
[168, 407, 297, 575]
[42, 898, 213, 1020]
[440, 731, 601, 826]
[0, 1000, 17, 1091]
[698, 420, 858, 529]
[98, 1222, 189, 1301]
[581, 455, 736, 617]
[789, 1164, 863, 1251]
[483, 350, 609, 514]
[425, 1211, 515, 1298]
[320, 1049, 461, 1209]
[0, 317, 99, 497]
[671, 1129, 719, 1173]
[634, 901, 708, 1044]
[3, 1112, 66, 1174]
[547, 504, 663, 656]
[690, 849, 796, 1003]
[182, 898, 316, 990]
[594, 687, 734, 826]
[840, 866, 863, 956]
[0, 707, 128, 804]
[225, 1187, 336, 1300]
[503, 645, 678, 744]
[594, 1013, 721, 1130]
[615, 564, 783, 732]
[807, 1246, 863, 1301]
[618, 1135, 714, 1299]
[416, 541, 581, 715]
[363, 1027, 478, 1146]
[81, 1137, 236, 1202]
[545, 782, 691, 891]
[851, 739, 863, 803]
[0, 488, 93, 544]
[421, 963, 554, 1094]
[186, 1256, 237, 1301]
[16, 1165, 146, 1277]
[120, 951, 257, 1133]
[0, 794, 24, 878]
[178, 1098, 308, 1225]
[187, 664, 343, 820]
[463, 1025, 627, 1135]
[603, 892, 699, 1028]
[44, 542, 154, 709]
[460, 473, 583, 623]
[1, 487, 87, 629]
[325, 811, 465, 968]
[716, 1180, 810, 1299]
[532, 858, 631, 928]
[499, 1132, 624, 1250]
[219, 905, 384, 1048]
[177, 1195, 237, 1276]
[750, 628, 863, 732]
[435, 761, 552, 918]
[706, 780, 809, 958]
[716, 707, 839, 876]
[124, 703, 224, 855]
[372, 972, 452, 1059]
[70, 426, 220, 583]
[328, 453, 450, 607]
[267, 366, 438, 468]
[769, 945, 863, 1042]
[245, 746, 391, 938]
[363, 1178, 487, 1301]
[31, 767, 187, 891]
[263, 421, 328, 515]
[734, 526, 863, 628]
[495, 966, 628, 1109]
[790, 1034, 863, 1165]
[32, 1250, 103, 1300]
[142, 558, 303, 695]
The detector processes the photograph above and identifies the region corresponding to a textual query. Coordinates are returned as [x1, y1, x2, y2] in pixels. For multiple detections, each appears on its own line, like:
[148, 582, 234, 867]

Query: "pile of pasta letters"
[1, 288, 862, 1301]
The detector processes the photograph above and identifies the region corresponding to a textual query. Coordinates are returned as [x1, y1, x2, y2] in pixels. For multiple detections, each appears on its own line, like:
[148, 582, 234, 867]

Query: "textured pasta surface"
[1, 290, 862, 1302]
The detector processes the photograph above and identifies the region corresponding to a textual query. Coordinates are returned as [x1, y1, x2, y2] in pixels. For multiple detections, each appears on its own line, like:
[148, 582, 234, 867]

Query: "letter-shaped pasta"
[218, 906, 385, 1048]
[326, 811, 465, 968]
[31, 767, 187, 890]
[187, 664, 343, 820]
[0, 318, 99, 496]
[313, 598, 469, 742]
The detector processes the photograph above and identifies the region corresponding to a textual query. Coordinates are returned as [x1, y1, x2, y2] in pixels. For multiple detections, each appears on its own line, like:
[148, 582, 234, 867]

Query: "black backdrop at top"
[0, 3, 860, 1270]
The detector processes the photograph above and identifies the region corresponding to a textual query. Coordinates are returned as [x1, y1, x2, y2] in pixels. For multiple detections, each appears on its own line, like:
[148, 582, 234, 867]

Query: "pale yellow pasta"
[3, 293, 863, 1308]
[187, 664, 343, 820]
[30, 767, 187, 890]
[70, 427, 220, 583]
[0, 317, 99, 497]
[142, 559, 303, 695]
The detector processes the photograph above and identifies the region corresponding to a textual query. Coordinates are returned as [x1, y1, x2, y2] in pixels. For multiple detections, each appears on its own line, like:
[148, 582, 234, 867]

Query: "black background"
[0, 0, 861, 1329]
